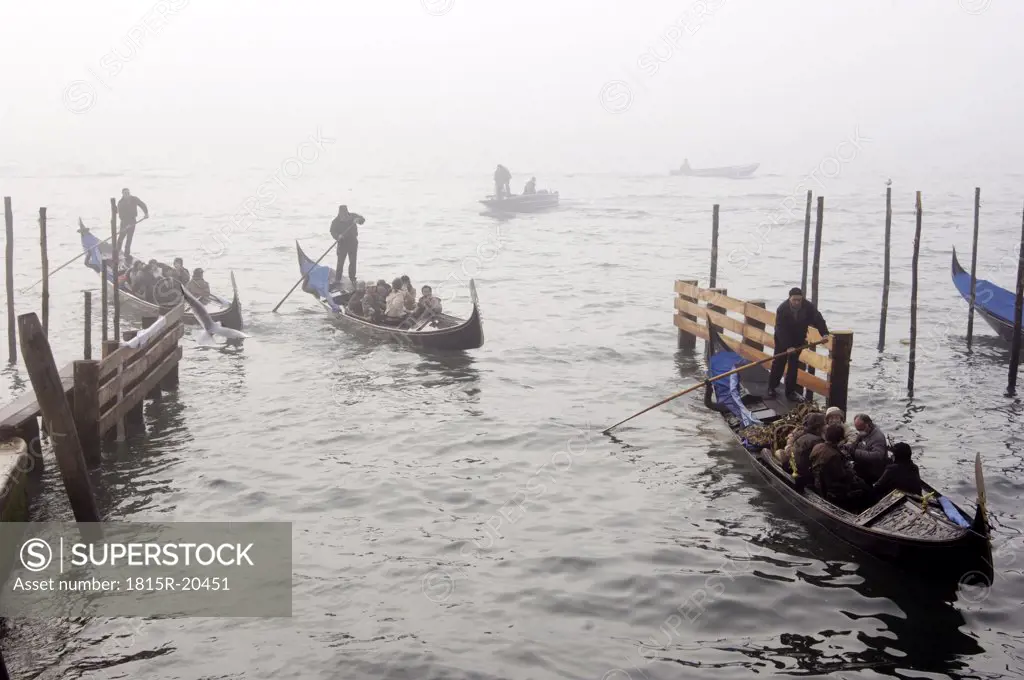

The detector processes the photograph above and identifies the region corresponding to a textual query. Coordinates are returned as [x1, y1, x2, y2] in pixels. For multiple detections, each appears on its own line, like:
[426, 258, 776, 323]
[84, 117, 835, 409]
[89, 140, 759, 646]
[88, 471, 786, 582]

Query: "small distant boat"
[670, 160, 759, 179]
[295, 242, 484, 351]
[79, 222, 243, 330]
[480, 190, 559, 213]
[951, 249, 1018, 344]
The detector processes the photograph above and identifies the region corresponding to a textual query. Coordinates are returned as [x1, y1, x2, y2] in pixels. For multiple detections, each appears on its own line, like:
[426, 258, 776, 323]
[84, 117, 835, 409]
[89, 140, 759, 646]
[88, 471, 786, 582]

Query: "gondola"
[79, 222, 243, 331]
[670, 161, 759, 179]
[479, 191, 559, 213]
[705, 327, 993, 582]
[951, 248, 1017, 344]
[295, 242, 484, 351]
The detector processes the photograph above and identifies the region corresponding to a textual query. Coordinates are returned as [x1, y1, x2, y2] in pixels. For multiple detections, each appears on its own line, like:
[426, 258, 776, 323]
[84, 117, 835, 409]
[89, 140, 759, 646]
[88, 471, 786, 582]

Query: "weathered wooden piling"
[676, 279, 699, 350]
[710, 204, 720, 288]
[878, 185, 892, 351]
[39, 207, 49, 336]
[73, 359, 101, 466]
[967, 187, 981, 349]
[801, 190, 812, 292]
[120, 329, 146, 426]
[102, 340, 124, 441]
[908, 191, 922, 398]
[5, 196, 14, 363]
[83, 291, 92, 360]
[704, 288, 728, 405]
[101, 262, 109, 343]
[826, 331, 854, 413]
[17, 313, 100, 522]
[1007, 203, 1024, 397]
[744, 300, 767, 352]
[811, 196, 824, 305]
[110, 198, 120, 342]
[142, 316, 163, 401]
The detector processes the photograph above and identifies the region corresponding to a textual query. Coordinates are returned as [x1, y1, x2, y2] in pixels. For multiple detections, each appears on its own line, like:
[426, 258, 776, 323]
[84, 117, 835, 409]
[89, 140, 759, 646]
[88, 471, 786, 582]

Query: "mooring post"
[73, 359, 101, 467]
[709, 204, 720, 289]
[811, 196, 824, 306]
[17, 313, 101, 521]
[968, 187, 981, 350]
[908, 191, 922, 399]
[878, 185, 892, 351]
[1006, 202, 1024, 398]
[744, 300, 766, 352]
[827, 331, 854, 412]
[83, 291, 92, 360]
[801, 190, 812, 293]
[101, 261, 109, 343]
[677, 279, 699, 351]
[39, 207, 49, 336]
[121, 329, 145, 426]
[142, 316, 163, 401]
[110, 198, 120, 342]
[5, 196, 15, 363]
[704, 287, 727, 404]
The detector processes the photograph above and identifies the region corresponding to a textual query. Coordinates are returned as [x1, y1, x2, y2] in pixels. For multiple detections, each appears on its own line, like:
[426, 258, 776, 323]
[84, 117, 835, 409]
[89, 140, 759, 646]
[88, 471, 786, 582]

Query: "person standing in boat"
[494, 164, 512, 198]
[115, 188, 149, 258]
[330, 205, 365, 287]
[767, 287, 830, 401]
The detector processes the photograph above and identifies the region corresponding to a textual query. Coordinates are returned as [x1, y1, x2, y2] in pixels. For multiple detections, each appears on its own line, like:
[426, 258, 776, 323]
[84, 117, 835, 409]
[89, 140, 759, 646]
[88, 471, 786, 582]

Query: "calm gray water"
[1, 166, 1022, 679]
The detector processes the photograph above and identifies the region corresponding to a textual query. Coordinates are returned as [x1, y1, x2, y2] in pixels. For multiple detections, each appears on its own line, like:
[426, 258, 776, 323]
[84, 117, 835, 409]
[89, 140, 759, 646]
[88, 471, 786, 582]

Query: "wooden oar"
[25, 216, 148, 290]
[601, 337, 827, 434]
[272, 240, 337, 313]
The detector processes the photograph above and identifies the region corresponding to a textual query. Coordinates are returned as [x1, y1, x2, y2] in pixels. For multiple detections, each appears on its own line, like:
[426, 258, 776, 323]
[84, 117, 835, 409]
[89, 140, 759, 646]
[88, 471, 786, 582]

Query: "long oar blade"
[602, 337, 823, 435]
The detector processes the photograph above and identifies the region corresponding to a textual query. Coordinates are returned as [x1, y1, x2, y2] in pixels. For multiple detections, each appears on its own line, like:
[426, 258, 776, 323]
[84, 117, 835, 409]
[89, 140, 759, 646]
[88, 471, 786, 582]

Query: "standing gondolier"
[767, 287, 830, 401]
[115, 188, 149, 258]
[330, 205, 365, 287]
[494, 164, 511, 199]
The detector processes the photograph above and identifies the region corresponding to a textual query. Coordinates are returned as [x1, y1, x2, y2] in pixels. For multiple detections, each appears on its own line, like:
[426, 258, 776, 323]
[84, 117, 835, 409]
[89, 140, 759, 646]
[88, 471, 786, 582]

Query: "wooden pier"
[0, 305, 185, 522]
[674, 280, 853, 411]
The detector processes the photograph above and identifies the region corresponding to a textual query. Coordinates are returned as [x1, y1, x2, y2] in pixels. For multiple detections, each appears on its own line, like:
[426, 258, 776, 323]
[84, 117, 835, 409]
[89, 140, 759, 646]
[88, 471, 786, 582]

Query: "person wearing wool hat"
[873, 442, 922, 498]
[767, 287, 830, 401]
[825, 406, 857, 445]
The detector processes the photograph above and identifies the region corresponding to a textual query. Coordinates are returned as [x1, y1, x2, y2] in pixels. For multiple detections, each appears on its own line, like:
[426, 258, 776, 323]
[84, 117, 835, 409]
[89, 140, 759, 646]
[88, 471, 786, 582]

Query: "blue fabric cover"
[708, 350, 762, 429]
[82, 231, 105, 272]
[298, 247, 340, 312]
[938, 496, 970, 528]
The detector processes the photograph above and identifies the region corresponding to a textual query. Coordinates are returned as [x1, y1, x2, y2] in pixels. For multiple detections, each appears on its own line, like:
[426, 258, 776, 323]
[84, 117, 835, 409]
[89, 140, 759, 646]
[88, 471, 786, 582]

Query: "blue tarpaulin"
[709, 350, 762, 428]
[82, 231, 105, 271]
[298, 247, 340, 312]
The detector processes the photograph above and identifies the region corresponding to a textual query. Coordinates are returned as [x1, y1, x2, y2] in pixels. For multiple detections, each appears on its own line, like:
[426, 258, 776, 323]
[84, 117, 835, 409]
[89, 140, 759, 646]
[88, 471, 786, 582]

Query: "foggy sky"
[1, 0, 1022, 177]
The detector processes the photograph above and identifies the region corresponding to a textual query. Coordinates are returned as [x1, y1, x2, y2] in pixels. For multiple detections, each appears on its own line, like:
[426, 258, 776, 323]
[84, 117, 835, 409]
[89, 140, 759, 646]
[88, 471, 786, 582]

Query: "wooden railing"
[72, 304, 185, 462]
[673, 280, 853, 411]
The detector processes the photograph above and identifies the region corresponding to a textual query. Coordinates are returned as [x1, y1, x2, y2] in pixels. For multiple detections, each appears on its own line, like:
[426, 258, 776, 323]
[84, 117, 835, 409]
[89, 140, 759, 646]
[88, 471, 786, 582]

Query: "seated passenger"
[825, 406, 857, 446]
[347, 281, 367, 316]
[415, 285, 443, 319]
[873, 442, 923, 498]
[400, 275, 416, 308]
[791, 413, 826, 489]
[848, 414, 889, 484]
[811, 424, 869, 510]
[172, 257, 191, 284]
[186, 268, 212, 303]
[385, 277, 412, 322]
[524, 177, 537, 194]
[131, 263, 157, 300]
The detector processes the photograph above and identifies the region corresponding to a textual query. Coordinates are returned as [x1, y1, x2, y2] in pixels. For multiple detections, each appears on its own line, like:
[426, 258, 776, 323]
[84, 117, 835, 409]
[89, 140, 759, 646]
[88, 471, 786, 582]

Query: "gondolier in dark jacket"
[330, 205, 365, 287]
[115, 188, 149, 258]
[768, 287, 829, 400]
[494, 164, 511, 199]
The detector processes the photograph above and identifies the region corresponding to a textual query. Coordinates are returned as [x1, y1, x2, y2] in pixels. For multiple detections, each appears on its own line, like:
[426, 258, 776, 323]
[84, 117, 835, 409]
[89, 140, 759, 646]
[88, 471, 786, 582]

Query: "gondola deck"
[707, 329, 993, 580]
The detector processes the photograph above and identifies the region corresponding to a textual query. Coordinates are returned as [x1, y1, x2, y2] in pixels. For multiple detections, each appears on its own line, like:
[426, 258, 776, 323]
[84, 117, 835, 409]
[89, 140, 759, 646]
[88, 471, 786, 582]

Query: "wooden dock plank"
[0, 362, 75, 429]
